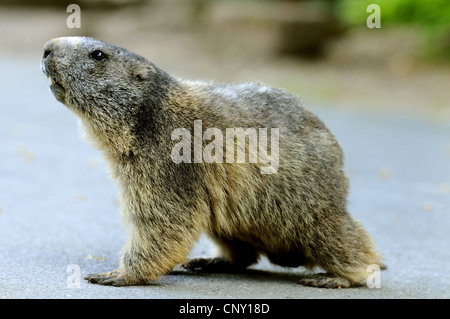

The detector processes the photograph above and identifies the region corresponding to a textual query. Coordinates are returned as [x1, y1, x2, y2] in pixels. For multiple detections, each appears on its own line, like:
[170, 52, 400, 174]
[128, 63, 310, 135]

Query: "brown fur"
[41, 37, 383, 288]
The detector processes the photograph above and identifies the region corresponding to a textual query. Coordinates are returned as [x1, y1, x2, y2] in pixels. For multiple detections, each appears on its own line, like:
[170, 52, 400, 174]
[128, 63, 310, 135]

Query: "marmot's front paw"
[85, 268, 147, 286]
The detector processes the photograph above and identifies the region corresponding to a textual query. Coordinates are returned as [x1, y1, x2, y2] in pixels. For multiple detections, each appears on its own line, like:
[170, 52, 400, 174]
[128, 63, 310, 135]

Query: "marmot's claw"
[84, 272, 110, 284]
[298, 273, 358, 289]
[85, 269, 146, 286]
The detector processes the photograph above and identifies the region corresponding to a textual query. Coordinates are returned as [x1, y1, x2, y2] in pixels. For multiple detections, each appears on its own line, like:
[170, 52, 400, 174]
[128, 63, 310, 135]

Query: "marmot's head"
[41, 37, 175, 154]
[41, 37, 159, 111]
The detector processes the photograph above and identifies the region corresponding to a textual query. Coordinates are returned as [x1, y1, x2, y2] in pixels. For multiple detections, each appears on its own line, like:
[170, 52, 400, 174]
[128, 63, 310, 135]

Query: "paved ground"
[0, 55, 449, 299]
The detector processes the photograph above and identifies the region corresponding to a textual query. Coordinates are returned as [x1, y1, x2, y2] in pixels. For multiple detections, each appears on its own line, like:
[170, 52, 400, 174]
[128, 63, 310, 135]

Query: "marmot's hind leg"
[183, 238, 259, 273]
[297, 215, 383, 289]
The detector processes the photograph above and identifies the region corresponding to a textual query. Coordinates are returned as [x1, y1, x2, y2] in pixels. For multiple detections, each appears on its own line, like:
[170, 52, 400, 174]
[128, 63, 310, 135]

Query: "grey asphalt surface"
[0, 56, 449, 299]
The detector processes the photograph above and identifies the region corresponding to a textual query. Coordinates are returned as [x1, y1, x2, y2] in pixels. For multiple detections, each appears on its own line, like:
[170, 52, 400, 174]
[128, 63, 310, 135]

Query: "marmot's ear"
[133, 64, 152, 81]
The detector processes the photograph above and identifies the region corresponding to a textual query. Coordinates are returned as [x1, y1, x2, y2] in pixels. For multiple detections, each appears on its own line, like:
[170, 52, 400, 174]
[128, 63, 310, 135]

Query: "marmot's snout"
[43, 48, 52, 59]
[41, 40, 53, 74]
[41, 38, 68, 103]
[41, 38, 60, 69]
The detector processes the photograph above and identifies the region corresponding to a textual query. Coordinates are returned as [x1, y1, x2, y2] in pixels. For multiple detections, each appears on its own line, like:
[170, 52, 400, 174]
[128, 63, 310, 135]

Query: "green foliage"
[336, 0, 450, 61]
[337, 0, 450, 27]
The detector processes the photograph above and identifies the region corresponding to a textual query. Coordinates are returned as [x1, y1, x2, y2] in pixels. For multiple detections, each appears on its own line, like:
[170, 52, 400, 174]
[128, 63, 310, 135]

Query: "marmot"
[41, 36, 383, 288]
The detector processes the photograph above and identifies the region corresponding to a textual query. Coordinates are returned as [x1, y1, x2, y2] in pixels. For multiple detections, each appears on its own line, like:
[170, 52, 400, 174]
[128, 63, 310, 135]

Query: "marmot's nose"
[43, 38, 59, 60]
[43, 48, 52, 59]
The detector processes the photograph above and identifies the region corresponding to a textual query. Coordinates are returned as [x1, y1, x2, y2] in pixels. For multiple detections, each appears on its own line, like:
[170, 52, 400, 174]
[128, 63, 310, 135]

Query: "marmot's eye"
[90, 50, 106, 62]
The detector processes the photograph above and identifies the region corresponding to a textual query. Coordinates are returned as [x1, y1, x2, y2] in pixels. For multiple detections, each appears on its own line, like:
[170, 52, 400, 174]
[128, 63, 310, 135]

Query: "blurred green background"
[337, 0, 450, 61]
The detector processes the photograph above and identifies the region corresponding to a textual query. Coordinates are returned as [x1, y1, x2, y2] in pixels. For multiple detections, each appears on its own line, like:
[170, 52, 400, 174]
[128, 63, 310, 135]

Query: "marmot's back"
[186, 81, 318, 131]
[184, 80, 344, 170]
